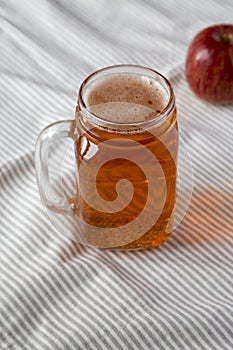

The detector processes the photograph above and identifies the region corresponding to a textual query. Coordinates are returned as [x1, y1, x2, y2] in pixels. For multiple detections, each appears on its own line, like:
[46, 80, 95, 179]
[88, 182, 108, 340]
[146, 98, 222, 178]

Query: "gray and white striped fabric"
[1, 0, 233, 349]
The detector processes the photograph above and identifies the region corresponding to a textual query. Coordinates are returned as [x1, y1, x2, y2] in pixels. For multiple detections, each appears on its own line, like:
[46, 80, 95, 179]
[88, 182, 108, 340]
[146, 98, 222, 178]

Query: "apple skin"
[185, 24, 233, 104]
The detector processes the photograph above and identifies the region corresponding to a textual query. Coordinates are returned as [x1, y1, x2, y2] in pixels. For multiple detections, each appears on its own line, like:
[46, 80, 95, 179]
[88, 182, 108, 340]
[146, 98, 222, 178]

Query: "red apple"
[185, 24, 233, 104]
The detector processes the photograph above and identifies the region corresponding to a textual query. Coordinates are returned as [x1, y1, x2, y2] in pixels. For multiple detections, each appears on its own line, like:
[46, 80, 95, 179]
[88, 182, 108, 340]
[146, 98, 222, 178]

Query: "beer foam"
[84, 74, 168, 123]
[89, 102, 155, 123]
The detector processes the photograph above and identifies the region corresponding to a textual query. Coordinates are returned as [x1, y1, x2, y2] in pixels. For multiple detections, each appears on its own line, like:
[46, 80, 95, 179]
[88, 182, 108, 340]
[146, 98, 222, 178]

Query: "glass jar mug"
[35, 65, 178, 250]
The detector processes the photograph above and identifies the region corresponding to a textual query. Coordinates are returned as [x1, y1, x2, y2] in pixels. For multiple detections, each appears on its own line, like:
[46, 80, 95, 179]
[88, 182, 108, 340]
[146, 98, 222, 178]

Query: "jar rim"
[78, 64, 175, 132]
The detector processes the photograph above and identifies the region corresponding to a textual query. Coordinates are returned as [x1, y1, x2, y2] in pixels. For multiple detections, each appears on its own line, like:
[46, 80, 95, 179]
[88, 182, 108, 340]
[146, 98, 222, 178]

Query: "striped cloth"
[1, 0, 233, 349]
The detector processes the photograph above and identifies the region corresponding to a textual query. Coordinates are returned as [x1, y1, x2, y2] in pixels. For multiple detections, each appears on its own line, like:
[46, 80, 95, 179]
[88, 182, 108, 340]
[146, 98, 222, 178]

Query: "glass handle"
[35, 119, 76, 214]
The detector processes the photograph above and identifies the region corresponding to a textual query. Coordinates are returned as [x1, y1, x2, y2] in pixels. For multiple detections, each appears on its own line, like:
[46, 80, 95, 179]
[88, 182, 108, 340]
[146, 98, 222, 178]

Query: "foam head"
[83, 74, 169, 124]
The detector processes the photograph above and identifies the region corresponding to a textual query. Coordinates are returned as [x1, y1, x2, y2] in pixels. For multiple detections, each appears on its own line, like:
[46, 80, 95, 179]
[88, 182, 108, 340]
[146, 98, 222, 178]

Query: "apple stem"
[220, 33, 231, 44]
